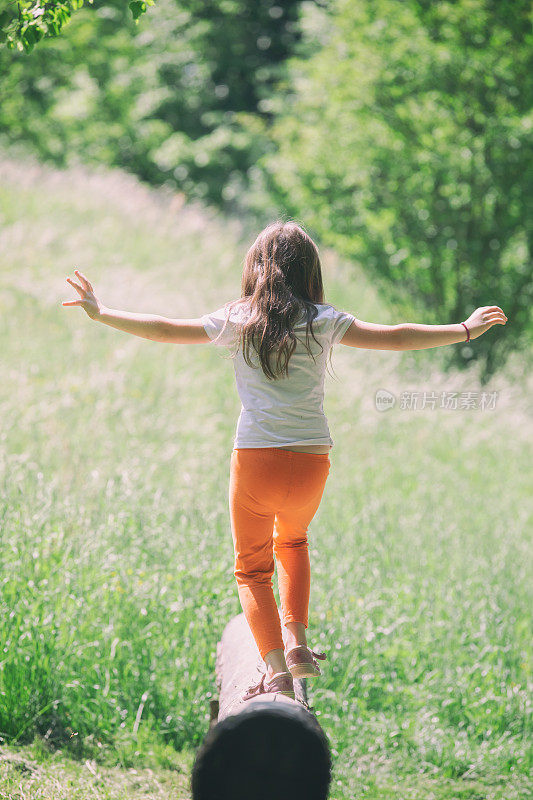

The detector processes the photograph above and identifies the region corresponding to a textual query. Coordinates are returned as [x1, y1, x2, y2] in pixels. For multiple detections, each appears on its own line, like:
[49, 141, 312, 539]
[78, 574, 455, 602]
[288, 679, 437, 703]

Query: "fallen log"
[191, 610, 332, 800]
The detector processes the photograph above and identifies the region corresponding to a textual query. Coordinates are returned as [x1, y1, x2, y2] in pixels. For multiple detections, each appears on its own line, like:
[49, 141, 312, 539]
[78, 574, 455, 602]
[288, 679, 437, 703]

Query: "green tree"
[0, 0, 303, 206]
[256, 0, 533, 380]
[0, 0, 154, 52]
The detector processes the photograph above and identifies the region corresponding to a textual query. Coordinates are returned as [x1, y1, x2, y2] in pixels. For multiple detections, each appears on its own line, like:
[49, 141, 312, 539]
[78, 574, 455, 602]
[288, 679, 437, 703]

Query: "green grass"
[0, 737, 193, 799]
[0, 153, 531, 799]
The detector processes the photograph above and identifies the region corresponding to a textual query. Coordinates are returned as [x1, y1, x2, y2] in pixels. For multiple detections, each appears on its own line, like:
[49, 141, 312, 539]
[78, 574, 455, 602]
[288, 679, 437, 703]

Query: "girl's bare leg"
[264, 648, 289, 679]
[264, 622, 308, 679]
[285, 621, 307, 649]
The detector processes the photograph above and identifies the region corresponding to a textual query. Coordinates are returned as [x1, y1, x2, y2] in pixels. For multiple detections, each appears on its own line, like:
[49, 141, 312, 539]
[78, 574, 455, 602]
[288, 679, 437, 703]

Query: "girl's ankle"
[285, 638, 307, 651]
[266, 665, 289, 680]
[284, 622, 307, 651]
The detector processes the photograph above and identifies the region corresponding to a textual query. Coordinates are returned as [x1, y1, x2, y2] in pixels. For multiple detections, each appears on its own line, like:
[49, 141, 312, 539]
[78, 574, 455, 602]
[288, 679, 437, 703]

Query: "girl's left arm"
[62, 269, 210, 344]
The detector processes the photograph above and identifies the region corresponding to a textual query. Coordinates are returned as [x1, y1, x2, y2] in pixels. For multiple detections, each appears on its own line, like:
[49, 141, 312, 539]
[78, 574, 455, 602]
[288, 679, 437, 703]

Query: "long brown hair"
[219, 220, 334, 380]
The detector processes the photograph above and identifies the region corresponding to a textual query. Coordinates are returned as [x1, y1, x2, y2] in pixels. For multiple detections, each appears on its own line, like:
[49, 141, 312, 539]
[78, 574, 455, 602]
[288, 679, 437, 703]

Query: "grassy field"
[0, 153, 531, 799]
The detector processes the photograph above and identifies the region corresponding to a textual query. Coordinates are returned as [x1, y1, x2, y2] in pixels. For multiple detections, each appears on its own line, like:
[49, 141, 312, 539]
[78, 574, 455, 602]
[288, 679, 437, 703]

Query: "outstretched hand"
[463, 306, 507, 340]
[62, 269, 103, 320]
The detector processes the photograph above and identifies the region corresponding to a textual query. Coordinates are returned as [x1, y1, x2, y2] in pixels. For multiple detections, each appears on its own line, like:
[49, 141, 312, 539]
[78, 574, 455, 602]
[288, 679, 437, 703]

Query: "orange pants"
[229, 447, 331, 660]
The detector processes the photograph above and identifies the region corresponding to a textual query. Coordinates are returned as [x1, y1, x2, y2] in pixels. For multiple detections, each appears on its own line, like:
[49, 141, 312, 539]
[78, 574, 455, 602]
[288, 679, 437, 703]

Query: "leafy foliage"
[253, 0, 533, 381]
[0, 0, 302, 207]
[0, 0, 154, 52]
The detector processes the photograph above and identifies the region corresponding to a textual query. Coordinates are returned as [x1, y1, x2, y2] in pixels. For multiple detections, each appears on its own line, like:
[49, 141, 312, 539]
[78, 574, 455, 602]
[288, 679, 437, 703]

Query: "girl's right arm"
[62, 269, 210, 343]
[339, 306, 507, 351]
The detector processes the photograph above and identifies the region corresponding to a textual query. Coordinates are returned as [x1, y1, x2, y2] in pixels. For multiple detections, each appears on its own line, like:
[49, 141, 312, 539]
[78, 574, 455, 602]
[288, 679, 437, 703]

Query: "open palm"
[62, 269, 103, 319]
[464, 306, 507, 340]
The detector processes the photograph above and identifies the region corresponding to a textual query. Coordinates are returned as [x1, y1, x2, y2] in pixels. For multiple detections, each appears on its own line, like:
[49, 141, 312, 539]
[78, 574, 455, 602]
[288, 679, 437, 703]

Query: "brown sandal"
[285, 645, 327, 679]
[242, 670, 295, 702]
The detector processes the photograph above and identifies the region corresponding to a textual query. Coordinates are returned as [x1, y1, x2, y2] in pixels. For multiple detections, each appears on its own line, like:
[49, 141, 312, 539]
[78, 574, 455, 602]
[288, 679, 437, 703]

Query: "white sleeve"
[330, 308, 356, 346]
[200, 305, 237, 347]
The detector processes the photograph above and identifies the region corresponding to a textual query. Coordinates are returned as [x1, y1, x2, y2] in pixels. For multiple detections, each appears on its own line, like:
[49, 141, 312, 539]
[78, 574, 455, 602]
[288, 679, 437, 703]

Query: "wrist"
[460, 321, 470, 342]
[92, 304, 108, 321]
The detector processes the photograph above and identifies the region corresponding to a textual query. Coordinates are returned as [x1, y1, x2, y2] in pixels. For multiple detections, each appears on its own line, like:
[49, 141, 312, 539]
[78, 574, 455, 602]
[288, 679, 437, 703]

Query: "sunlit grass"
[0, 153, 531, 799]
[0, 737, 194, 799]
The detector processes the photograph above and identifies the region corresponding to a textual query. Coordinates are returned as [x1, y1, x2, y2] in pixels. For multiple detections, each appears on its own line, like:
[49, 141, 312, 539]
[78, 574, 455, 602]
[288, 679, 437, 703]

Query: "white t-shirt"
[201, 301, 355, 448]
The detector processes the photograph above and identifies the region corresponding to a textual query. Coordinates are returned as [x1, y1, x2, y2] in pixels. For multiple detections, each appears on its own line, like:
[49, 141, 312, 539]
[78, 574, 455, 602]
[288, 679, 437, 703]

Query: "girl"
[62, 220, 507, 702]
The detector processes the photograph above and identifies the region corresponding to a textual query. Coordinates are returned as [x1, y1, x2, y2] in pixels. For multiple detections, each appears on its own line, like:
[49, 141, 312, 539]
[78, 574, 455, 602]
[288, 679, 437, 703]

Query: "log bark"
[191, 610, 332, 800]
[216, 610, 311, 719]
